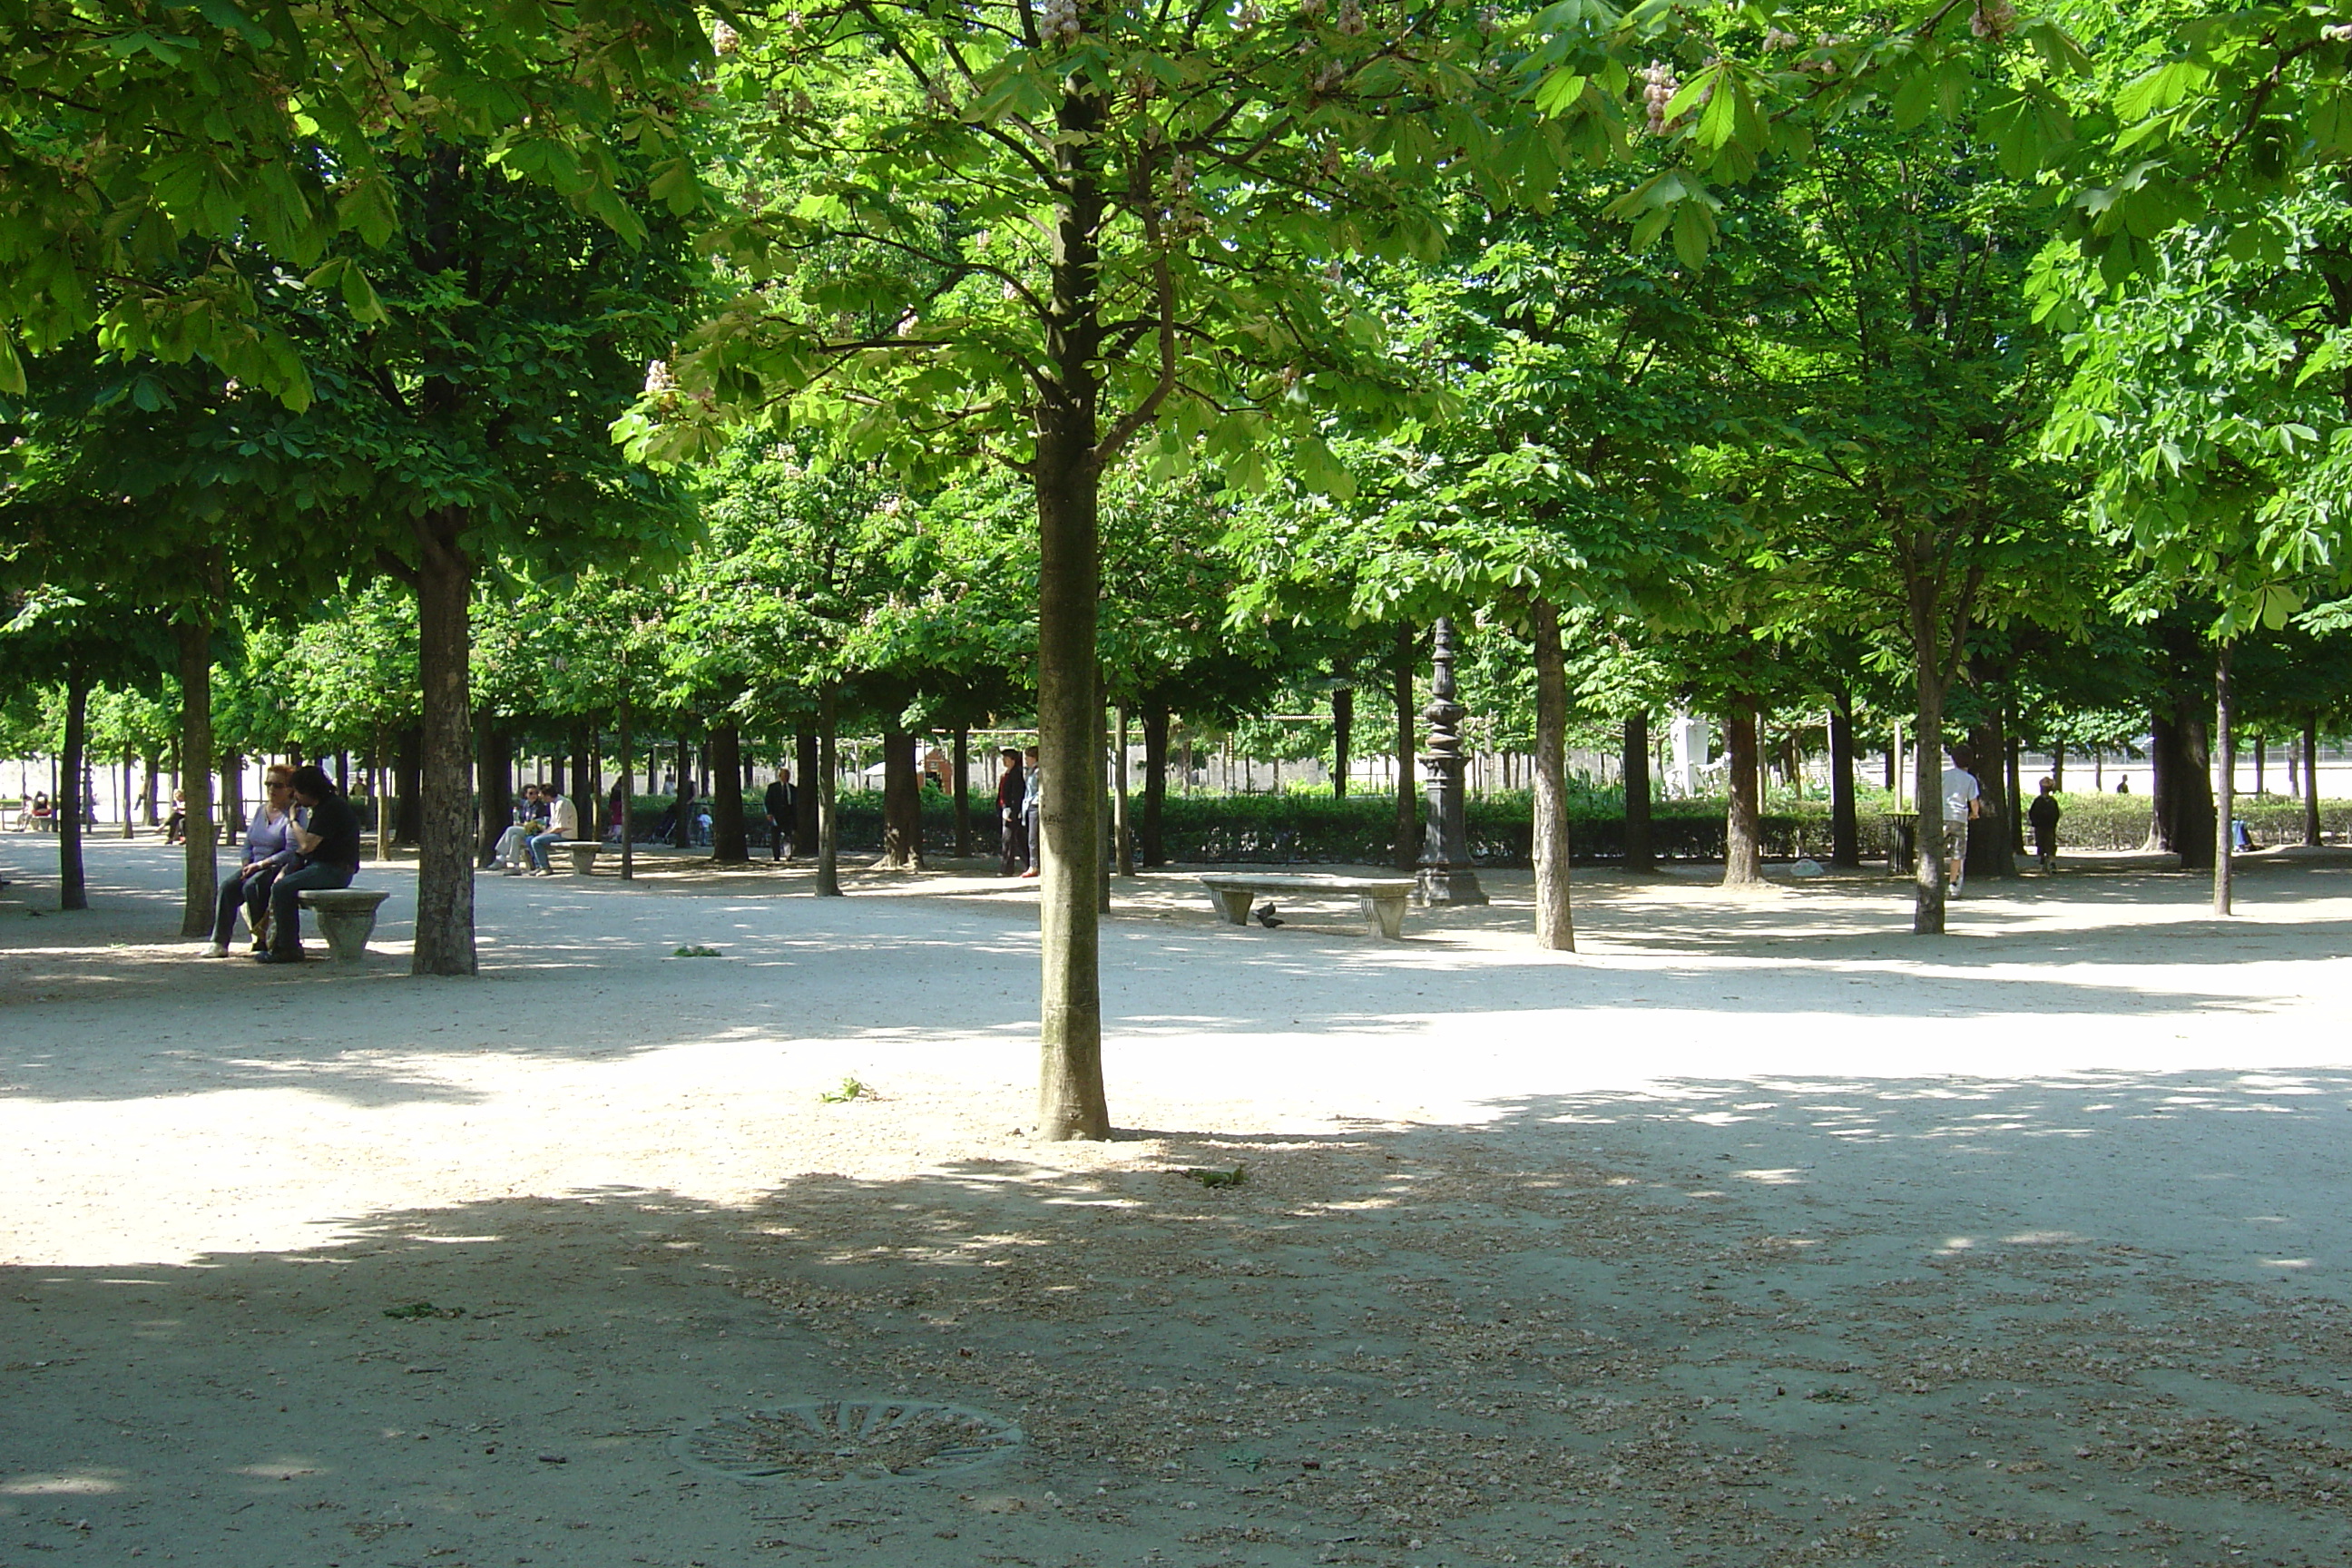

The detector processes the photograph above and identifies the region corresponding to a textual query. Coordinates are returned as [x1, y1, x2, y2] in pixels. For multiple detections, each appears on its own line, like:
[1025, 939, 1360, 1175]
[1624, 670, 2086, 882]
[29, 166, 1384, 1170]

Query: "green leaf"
[340, 262, 386, 323]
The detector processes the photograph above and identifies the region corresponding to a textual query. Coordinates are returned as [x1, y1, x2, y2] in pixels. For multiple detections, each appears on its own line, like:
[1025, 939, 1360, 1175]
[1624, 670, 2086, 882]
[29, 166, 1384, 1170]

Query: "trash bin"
[1886, 813, 1918, 877]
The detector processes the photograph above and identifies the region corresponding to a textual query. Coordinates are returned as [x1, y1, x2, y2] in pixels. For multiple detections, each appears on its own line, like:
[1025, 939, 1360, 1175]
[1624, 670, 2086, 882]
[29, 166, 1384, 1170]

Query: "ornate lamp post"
[1417, 617, 1488, 906]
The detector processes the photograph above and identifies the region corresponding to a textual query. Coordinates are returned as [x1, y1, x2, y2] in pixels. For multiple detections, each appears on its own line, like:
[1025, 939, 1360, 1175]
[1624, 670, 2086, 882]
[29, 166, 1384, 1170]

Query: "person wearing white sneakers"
[525, 787, 579, 875]
[202, 764, 303, 957]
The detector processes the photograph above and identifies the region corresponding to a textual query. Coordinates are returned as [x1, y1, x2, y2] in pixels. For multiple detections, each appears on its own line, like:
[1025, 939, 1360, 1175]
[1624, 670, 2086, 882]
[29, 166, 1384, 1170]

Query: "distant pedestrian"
[1020, 745, 1043, 880]
[2028, 777, 2061, 872]
[764, 768, 795, 862]
[2116, 777, 2131, 795]
[606, 779, 627, 843]
[258, 764, 360, 964]
[995, 748, 1025, 877]
[1940, 747, 1981, 895]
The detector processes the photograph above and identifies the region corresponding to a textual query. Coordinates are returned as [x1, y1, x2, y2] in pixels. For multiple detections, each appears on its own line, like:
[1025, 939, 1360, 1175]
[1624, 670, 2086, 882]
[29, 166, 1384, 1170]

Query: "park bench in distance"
[1198, 872, 1416, 939]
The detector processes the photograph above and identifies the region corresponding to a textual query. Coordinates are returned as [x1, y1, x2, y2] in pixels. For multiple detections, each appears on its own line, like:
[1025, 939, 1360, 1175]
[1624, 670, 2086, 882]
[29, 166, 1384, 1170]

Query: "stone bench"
[1199, 873, 1417, 939]
[298, 887, 391, 964]
[561, 840, 603, 874]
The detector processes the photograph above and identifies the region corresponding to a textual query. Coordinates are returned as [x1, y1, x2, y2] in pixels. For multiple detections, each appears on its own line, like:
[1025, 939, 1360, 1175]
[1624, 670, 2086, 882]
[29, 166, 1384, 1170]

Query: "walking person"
[202, 763, 303, 957]
[524, 786, 578, 875]
[257, 764, 362, 964]
[764, 767, 795, 862]
[2028, 777, 2062, 872]
[995, 748, 1025, 877]
[1020, 744, 1043, 880]
[1940, 746, 1982, 896]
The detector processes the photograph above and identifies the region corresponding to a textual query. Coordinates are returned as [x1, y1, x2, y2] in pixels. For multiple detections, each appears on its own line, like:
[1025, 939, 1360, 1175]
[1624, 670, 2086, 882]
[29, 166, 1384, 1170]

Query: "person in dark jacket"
[2028, 778, 2062, 872]
[259, 763, 361, 964]
[995, 749, 1025, 877]
[763, 768, 795, 862]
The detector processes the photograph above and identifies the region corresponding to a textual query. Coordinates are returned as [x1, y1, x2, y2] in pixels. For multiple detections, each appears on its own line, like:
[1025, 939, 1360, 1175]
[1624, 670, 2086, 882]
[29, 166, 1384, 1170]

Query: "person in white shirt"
[526, 789, 579, 875]
[1940, 747, 1982, 895]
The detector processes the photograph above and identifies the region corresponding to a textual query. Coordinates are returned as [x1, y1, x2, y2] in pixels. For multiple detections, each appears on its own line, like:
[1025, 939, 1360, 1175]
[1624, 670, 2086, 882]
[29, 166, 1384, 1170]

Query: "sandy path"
[3, 838, 2350, 1566]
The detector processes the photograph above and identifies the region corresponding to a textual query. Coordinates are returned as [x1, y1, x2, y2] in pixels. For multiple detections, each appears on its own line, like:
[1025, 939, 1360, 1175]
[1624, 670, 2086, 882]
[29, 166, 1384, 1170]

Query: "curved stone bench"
[562, 840, 603, 874]
[298, 887, 391, 964]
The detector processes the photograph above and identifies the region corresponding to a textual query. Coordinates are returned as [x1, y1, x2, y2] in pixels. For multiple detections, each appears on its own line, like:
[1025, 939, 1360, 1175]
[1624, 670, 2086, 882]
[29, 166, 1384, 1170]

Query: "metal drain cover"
[674, 1399, 1025, 1483]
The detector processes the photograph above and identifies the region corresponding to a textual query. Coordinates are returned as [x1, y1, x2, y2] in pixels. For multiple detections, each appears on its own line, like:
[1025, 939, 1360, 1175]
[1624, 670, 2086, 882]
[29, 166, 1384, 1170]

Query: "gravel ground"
[3, 836, 2350, 1567]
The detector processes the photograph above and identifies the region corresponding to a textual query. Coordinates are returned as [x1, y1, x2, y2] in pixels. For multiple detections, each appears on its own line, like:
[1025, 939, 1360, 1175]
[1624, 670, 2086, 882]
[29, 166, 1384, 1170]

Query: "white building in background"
[1665, 714, 1714, 799]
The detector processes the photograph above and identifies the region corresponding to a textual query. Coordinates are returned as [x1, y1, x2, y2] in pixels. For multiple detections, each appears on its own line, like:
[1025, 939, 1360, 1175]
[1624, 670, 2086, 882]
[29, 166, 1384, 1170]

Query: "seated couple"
[489, 783, 579, 876]
[202, 762, 364, 963]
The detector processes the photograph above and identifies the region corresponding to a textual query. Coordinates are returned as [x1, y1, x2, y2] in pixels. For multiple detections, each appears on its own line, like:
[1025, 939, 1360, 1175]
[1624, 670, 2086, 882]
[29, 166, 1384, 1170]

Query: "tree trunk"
[796, 730, 820, 857]
[618, 688, 635, 882]
[1965, 713, 2016, 882]
[952, 727, 974, 858]
[2214, 642, 2234, 916]
[119, 744, 133, 840]
[1612, 711, 1648, 872]
[1097, 692, 1112, 915]
[1530, 600, 1574, 950]
[175, 620, 216, 936]
[413, 511, 478, 975]
[1828, 692, 1859, 867]
[708, 721, 749, 863]
[1723, 695, 1763, 886]
[59, 668, 88, 911]
[2306, 711, 2323, 847]
[1141, 701, 1169, 867]
[2006, 733, 2025, 859]
[474, 710, 512, 866]
[815, 692, 842, 897]
[1392, 623, 1417, 872]
[2153, 706, 2216, 869]
[375, 722, 391, 863]
[881, 728, 921, 868]
[2149, 706, 2174, 852]
[1331, 685, 1353, 799]
[570, 720, 594, 824]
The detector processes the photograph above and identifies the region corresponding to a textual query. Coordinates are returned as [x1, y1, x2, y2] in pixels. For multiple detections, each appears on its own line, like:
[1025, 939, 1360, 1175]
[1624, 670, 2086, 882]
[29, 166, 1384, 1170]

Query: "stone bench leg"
[565, 844, 601, 875]
[1210, 887, 1255, 926]
[312, 906, 379, 964]
[1360, 894, 1406, 939]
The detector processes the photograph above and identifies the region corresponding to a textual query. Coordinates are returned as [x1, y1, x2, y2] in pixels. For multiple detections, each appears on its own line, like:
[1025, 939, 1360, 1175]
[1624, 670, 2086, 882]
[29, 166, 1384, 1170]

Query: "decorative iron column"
[1416, 617, 1488, 906]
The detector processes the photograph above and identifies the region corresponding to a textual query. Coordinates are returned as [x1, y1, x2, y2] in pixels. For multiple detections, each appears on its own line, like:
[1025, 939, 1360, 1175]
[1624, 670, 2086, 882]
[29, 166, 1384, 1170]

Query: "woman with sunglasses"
[257, 764, 363, 964]
[201, 763, 303, 957]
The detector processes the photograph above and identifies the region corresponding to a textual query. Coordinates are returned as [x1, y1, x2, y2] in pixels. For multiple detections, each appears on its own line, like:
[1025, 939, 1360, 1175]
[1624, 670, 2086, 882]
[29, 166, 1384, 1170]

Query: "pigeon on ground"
[1254, 901, 1283, 928]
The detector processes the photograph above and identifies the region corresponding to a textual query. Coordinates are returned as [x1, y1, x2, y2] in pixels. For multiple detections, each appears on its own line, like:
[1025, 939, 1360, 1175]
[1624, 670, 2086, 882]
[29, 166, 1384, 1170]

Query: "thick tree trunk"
[952, 727, 974, 858]
[1965, 712, 2016, 881]
[1530, 600, 1574, 950]
[2214, 642, 2235, 915]
[59, 669, 88, 911]
[1828, 692, 1859, 867]
[474, 711, 512, 866]
[1392, 623, 1417, 872]
[1331, 685, 1353, 799]
[796, 730, 820, 857]
[1622, 711, 1653, 872]
[1911, 668, 1949, 934]
[395, 725, 424, 846]
[2306, 712, 2323, 847]
[2149, 706, 2174, 852]
[815, 693, 842, 897]
[1140, 702, 1169, 867]
[881, 728, 921, 868]
[413, 512, 478, 975]
[2152, 707, 2216, 868]
[708, 721, 749, 863]
[175, 620, 216, 936]
[1723, 695, 1763, 887]
[570, 721, 594, 824]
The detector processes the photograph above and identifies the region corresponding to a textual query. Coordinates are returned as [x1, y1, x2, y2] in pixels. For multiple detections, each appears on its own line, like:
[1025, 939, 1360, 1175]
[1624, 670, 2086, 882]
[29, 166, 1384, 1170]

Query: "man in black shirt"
[260, 763, 361, 964]
[763, 768, 795, 862]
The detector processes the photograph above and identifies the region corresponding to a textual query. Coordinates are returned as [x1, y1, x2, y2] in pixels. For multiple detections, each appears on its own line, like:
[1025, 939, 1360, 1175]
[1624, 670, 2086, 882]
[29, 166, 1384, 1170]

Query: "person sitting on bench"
[203, 763, 304, 957]
[258, 764, 361, 965]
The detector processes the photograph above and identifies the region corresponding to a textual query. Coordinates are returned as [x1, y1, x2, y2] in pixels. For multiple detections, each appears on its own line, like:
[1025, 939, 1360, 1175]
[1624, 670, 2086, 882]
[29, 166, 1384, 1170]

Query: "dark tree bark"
[413, 511, 478, 974]
[120, 744, 134, 840]
[617, 688, 635, 882]
[1331, 685, 1353, 799]
[374, 723, 391, 863]
[2306, 712, 2323, 847]
[1622, 710, 1654, 872]
[881, 728, 922, 868]
[59, 668, 88, 911]
[2006, 733, 2025, 859]
[1392, 623, 1418, 872]
[815, 693, 842, 897]
[795, 730, 820, 856]
[1828, 692, 1859, 868]
[1965, 711, 2016, 881]
[708, 721, 749, 863]
[474, 710, 513, 867]
[2151, 707, 2216, 869]
[1140, 701, 1169, 867]
[220, 752, 243, 857]
[570, 721, 593, 818]
[175, 619, 216, 937]
[952, 727, 973, 858]
[395, 725, 424, 846]
[1530, 600, 1574, 950]
[1723, 694, 1763, 886]
[1113, 706, 1134, 877]
[2215, 641, 2236, 915]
